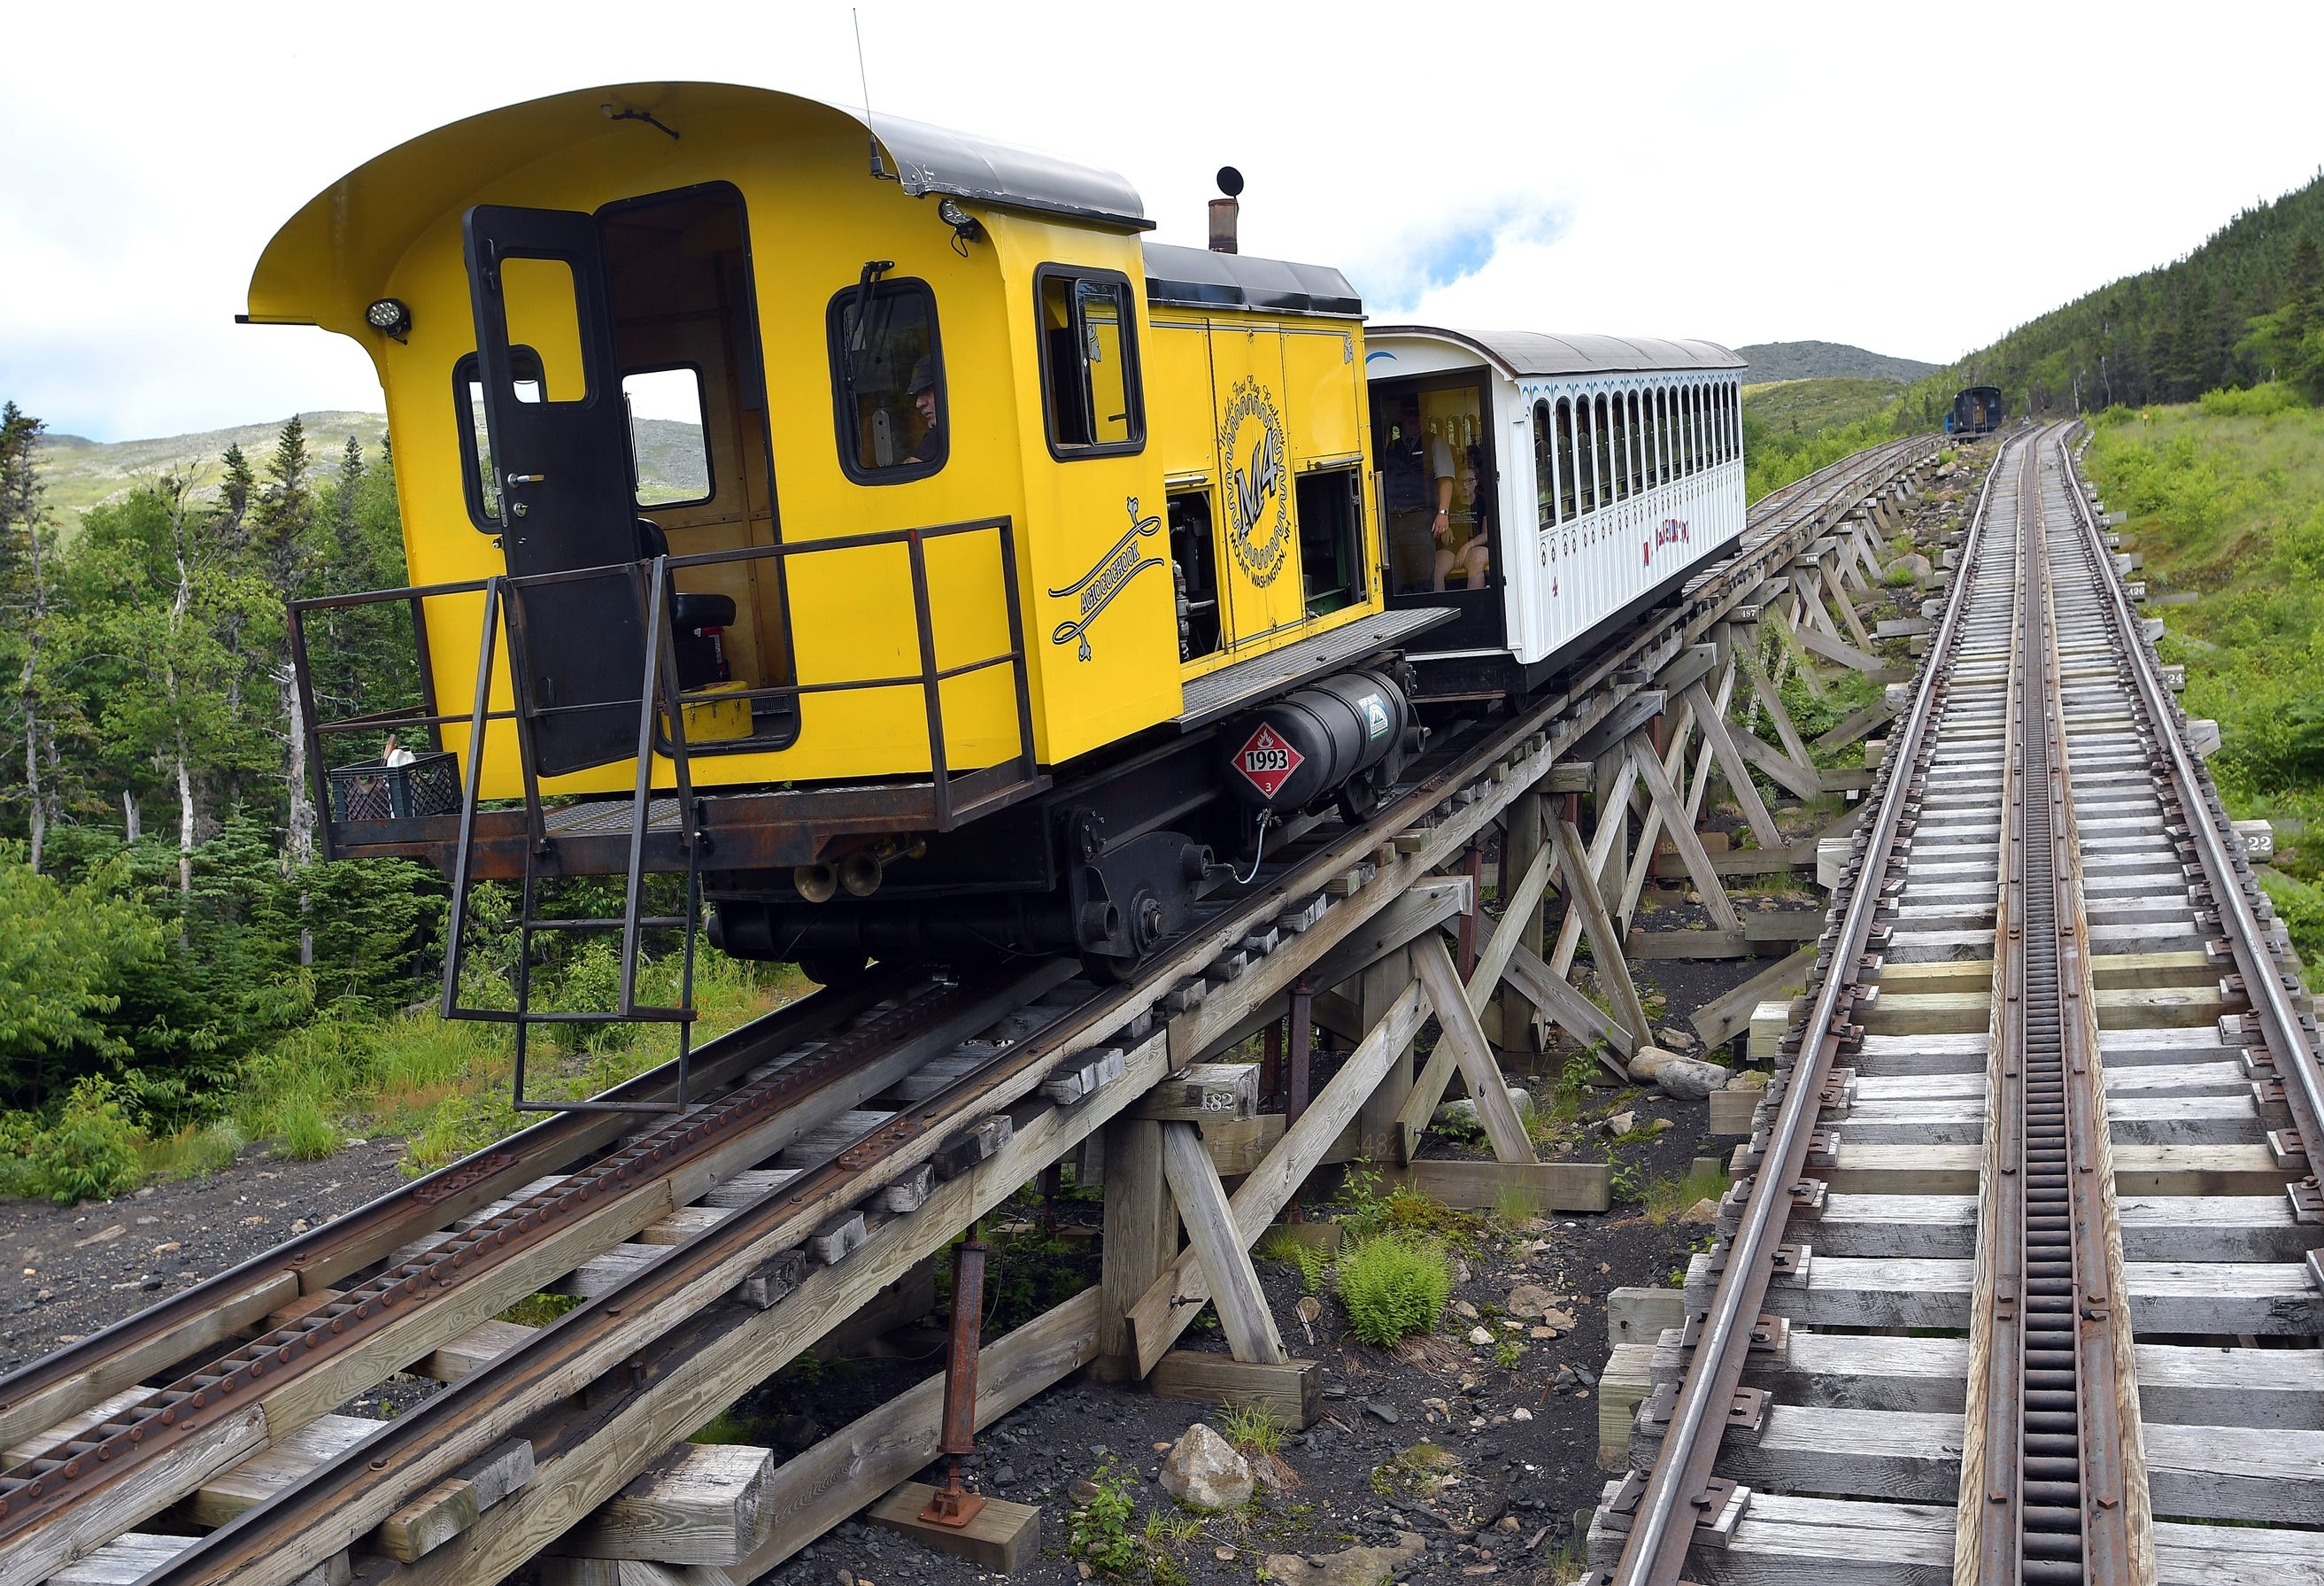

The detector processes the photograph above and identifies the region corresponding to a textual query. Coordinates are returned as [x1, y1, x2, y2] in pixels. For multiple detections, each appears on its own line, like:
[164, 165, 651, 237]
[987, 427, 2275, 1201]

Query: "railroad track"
[0, 437, 1938, 1586]
[1589, 425, 2324, 1584]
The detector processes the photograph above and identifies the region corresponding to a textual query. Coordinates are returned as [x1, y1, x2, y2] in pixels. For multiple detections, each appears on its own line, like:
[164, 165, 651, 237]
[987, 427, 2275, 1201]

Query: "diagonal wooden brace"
[1681, 679, 1785, 852]
[1403, 933, 1535, 1165]
[1552, 816, 1653, 1048]
[1158, 1124, 1286, 1366]
[1128, 981, 1430, 1376]
[1624, 728, 1741, 932]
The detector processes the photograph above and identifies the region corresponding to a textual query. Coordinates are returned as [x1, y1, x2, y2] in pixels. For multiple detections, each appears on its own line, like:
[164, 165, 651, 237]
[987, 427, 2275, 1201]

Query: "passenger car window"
[1533, 400, 1556, 527]
[1038, 268, 1145, 454]
[827, 277, 945, 481]
[622, 367, 712, 507]
[1555, 398, 1578, 521]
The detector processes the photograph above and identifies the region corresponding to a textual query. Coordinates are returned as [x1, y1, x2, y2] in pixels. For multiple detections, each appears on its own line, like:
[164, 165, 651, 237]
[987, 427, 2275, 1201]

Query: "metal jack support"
[920, 1224, 990, 1528]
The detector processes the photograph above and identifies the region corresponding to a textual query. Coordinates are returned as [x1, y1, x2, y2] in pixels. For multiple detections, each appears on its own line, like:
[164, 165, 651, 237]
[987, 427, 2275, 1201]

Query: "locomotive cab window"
[828, 276, 946, 481]
[1037, 267, 1144, 455]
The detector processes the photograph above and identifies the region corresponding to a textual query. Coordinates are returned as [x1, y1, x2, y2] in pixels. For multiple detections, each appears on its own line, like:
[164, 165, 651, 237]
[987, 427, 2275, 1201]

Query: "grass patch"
[1336, 1234, 1455, 1345]
[497, 1291, 583, 1328]
[1219, 1403, 1286, 1458]
[1643, 1158, 1729, 1225]
[1253, 1227, 1334, 1293]
[1335, 1168, 1484, 1254]
[270, 1093, 344, 1161]
[143, 1118, 245, 1180]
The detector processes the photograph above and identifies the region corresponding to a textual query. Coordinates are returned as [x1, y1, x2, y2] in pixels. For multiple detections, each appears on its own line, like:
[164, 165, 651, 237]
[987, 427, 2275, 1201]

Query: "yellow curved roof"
[243, 80, 1147, 333]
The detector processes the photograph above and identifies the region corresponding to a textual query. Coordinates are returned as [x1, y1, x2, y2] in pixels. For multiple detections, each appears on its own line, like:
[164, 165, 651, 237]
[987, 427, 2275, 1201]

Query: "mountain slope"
[1735, 341, 1939, 384]
[36, 414, 389, 520]
[35, 413, 707, 521]
[1923, 170, 2324, 411]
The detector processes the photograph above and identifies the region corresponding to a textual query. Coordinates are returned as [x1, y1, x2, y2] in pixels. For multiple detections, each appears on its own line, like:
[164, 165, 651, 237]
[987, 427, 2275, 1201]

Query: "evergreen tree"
[2289, 236, 2323, 339]
[250, 415, 314, 600]
[212, 442, 255, 556]
[333, 434, 365, 571]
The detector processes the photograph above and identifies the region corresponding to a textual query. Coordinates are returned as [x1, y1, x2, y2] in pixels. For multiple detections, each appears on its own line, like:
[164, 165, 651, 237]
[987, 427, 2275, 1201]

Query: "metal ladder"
[438, 558, 705, 1114]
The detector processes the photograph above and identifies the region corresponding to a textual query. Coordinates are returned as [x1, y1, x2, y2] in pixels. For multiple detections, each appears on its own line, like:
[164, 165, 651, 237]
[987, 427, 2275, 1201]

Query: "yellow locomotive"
[259, 82, 1438, 986]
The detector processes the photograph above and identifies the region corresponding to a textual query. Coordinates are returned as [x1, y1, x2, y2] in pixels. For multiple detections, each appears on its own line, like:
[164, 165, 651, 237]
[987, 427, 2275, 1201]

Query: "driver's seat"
[635, 518, 737, 689]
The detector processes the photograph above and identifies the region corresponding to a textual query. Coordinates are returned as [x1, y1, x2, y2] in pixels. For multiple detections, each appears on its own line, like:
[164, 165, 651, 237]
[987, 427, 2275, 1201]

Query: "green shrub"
[2198, 382, 2303, 418]
[1336, 1234, 1453, 1345]
[271, 1093, 343, 1161]
[0, 1111, 40, 1198]
[2261, 870, 2324, 968]
[1066, 1456, 1142, 1572]
[28, 1078, 145, 1203]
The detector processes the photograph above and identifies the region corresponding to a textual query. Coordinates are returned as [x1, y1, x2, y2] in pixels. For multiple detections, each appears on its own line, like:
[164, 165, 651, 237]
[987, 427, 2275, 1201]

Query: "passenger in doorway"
[382, 732, 416, 768]
[1435, 463, 1491, 591]
[904, 355, 942, 464]
[1381, 395, 1454, 592]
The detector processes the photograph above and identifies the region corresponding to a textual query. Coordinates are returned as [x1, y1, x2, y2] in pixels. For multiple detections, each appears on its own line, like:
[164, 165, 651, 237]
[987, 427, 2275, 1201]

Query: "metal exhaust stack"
[1208, 166, 1243, 253]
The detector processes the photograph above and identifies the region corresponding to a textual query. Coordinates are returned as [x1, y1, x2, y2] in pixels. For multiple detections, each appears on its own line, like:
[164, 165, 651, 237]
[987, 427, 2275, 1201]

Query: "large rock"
[1159, 1422, 1253, 1512]
[1262, 1533, 1426, 1586]
[1432, 1082, 1533, 1132]
[1628, 1047, 1731, 1101]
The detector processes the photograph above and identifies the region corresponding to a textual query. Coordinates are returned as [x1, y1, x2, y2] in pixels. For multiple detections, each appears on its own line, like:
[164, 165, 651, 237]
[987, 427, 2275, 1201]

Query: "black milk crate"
[328, 750, 459, 823]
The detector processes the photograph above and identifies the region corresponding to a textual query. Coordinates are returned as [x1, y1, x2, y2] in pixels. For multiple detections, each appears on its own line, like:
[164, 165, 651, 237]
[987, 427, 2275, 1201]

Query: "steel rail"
[2054, 429, 2324, 1190]
[0, 974, 996, 1545]
[0, 971, 907, 1454]
[1608, 428, 2011, 1586]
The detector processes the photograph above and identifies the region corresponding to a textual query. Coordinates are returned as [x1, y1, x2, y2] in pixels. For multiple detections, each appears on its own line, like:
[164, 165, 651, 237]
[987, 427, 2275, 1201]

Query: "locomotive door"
[1208, 329, 1305, 648]
[464, 203, 647, 777]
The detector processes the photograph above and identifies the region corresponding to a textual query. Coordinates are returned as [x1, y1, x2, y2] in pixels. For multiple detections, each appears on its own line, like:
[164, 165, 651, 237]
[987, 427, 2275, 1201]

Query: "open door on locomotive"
[462, 204, 649, 776]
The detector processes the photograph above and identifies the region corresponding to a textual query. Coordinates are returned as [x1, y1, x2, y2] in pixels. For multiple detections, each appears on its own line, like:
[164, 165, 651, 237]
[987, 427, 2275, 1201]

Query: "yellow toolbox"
[666, 680, 753, 745]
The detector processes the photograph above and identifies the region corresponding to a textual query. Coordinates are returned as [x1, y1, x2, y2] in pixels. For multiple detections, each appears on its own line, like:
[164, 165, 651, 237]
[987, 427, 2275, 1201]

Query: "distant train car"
[1361, 329, 1748, 699]
[1950, 386, 2005, 435]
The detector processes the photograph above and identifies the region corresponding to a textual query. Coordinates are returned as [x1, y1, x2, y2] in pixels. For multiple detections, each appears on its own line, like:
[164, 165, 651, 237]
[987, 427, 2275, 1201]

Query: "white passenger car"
[1362, 328, 1748, 699]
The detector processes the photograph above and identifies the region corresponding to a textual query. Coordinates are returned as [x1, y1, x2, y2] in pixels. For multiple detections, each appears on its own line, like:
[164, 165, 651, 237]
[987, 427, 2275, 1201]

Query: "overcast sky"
[7, 1, 2322, 442]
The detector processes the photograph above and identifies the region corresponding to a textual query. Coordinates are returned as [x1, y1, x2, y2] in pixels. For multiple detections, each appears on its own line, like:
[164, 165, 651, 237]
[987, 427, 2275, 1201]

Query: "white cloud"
[5, 0, 2322, 439]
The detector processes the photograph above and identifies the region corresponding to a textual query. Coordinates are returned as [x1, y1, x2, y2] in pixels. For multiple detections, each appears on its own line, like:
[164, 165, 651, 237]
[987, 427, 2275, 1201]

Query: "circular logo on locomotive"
[1219, 377, 1291, 588]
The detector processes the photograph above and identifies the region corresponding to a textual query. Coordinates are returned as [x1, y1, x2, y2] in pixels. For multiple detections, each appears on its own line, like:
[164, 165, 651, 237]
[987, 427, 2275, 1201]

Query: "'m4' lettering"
[1233, 429, 1280, 531]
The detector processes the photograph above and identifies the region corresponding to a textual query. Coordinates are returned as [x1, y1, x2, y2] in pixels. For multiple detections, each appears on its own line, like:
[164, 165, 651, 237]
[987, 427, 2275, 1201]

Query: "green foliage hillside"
[1916, 171, 2324, 416]
[0, 402, 786, 1199]
[2079, 391, 2324, 959]
[1740, 377, 1940, 503]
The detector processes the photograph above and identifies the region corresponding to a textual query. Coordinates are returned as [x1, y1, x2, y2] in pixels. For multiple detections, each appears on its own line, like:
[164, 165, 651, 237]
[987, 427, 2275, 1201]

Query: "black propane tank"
[1220, 669, 1418, 817]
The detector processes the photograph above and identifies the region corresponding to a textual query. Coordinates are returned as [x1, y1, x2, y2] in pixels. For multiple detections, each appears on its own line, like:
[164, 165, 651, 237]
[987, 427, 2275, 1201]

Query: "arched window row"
[1532, 377, 1739, 530]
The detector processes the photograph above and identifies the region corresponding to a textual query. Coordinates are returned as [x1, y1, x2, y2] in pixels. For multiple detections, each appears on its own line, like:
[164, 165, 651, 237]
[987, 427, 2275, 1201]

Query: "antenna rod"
[855, 9, 887, 178]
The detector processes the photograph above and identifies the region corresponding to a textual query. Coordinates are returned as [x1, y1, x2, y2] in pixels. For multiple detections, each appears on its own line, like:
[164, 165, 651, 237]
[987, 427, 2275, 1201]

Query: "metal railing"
[286, 514, 1039, 861]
